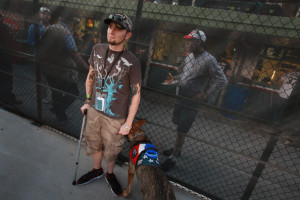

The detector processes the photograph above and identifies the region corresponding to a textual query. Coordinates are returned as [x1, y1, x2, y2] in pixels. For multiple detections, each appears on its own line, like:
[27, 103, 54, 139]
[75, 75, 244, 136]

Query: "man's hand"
[162, 72, 174, 84]
[118, 123, 131, 135]
[80, 103, 90, 114]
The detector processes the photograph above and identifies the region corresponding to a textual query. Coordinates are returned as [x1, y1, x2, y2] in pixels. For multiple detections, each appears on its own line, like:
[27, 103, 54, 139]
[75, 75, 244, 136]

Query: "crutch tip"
[72, 181, 77, 185]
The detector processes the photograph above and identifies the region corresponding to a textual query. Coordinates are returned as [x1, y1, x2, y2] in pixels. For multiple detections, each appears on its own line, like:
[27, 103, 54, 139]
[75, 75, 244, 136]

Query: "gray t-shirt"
[88, 43, 142, 119]
[177, 51, 228, 97]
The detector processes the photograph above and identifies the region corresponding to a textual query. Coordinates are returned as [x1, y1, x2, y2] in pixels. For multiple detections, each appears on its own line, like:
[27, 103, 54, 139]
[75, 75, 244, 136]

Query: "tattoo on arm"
[86, 66, 95, 96]
[131, 83, 141, 96]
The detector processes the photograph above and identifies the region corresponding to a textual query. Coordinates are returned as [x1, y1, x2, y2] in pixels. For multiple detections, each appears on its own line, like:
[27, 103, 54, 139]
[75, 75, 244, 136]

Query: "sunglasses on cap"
[108, 14, 129, 30]
[40, 7, 50, 13]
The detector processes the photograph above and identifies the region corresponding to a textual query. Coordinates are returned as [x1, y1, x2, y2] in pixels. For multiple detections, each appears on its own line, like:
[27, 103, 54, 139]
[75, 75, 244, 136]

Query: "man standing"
[37, 13, 88, 121]
[28, 7, 51, 48]
[28, 7, 51, 103]
[162, 29, 228, 171]
[76, 14, 142, 196]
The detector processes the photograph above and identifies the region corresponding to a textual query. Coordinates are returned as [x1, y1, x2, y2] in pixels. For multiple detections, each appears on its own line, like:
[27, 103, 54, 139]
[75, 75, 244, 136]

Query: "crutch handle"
[83, 109, 87, 116]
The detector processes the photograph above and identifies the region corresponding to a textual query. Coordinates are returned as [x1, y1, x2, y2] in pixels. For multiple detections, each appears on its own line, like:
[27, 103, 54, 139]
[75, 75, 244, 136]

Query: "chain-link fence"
[1, 0, 300, 199]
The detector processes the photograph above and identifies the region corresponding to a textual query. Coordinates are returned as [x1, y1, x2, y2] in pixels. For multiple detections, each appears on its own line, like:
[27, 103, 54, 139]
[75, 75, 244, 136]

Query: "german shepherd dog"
[123, 120, 176, 200]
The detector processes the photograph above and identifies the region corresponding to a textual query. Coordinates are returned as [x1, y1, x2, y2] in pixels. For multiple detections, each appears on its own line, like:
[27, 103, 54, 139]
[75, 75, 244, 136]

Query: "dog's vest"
[129, 143, 161, 168]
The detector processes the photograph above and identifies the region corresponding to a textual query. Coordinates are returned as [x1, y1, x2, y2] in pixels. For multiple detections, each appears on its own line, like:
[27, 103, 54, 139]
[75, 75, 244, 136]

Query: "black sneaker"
[105, 172, 122, 196]
[76, 168, 104, 185]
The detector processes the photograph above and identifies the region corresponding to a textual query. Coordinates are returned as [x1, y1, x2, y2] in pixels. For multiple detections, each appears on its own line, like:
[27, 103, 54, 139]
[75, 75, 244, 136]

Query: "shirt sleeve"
[88, 46, 95, 67]
[27, 24, 35, 46]
[129, 57, 142, 86]
[65, 34, 77, 51]
[206, 57, 228, 95]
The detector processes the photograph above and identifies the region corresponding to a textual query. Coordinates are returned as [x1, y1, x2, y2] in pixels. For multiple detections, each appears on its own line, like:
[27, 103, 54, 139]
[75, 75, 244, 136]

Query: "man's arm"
[80, 65, 95, 113]
[70, 50, 89, 69]
[27, 24, 35, 46]
[86, 65, 95, 97]
[206, 58, 228, 96]
[118, 83, 141, 135]
[65, 34, 89, 70]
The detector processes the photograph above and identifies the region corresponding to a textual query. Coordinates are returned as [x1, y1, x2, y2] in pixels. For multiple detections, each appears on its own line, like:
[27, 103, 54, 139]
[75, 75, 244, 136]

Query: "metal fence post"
[129, 0, 144, 53]
[241, 132, 280, 200]
[33, 0, 42, 122]
[33, 0, 39, 13]
[134, 0, 143, 33]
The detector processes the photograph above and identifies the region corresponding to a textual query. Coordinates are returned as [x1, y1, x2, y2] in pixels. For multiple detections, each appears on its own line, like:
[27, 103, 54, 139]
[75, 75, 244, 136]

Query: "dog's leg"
[123, 161, 136, 197]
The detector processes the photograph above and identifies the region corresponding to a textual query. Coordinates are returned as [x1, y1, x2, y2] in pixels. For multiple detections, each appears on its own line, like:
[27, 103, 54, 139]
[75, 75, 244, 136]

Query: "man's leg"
[93, 151, 103, 169]
[163, 131, 185, 157]
[165, 102, 198, 157]
[76, 107, 104, 185]
[76, 152, 104, 186]
[101, 116, 125, 196]
[172, 131, 186, 156]
[106, 160, 115, 174]
[162, 103, 199, 171]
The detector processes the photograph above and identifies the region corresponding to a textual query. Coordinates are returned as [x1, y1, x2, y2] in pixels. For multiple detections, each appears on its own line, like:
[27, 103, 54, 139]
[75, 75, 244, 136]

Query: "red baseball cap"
[184, 29, 206, 42]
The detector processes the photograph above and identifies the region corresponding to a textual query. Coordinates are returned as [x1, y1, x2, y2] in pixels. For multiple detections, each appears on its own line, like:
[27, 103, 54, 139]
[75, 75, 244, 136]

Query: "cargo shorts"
[83, 106, 126, 163]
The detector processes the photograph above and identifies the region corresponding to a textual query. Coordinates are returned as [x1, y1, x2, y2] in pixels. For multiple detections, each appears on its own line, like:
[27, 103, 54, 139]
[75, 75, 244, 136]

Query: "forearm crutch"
[72, 109, 87, 185]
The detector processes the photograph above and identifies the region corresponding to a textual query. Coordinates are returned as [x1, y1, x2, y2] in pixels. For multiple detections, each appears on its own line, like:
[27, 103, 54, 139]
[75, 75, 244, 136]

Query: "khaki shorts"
[83, 106, 125, 163]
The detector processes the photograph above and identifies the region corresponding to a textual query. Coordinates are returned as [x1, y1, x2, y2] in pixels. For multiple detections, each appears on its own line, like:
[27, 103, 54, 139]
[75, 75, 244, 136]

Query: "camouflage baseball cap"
[104, 14, 133, 32]
[184, 29, 206, 42]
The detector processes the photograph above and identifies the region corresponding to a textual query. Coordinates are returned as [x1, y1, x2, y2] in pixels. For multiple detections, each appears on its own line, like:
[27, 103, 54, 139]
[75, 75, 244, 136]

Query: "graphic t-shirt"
[88, 43, 142, 119]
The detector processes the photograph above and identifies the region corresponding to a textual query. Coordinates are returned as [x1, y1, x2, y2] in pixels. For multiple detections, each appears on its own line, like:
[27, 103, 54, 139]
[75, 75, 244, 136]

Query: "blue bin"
[221, 84, 250, 119]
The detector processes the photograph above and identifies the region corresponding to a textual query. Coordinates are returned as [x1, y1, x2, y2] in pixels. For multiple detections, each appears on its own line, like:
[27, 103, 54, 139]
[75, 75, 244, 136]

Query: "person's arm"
[118, 83, 141, 135]
[80, 65, 95, 113]
[70, 50, 89, 69]
[162, 58, 186, 84]
[206, 57, 228, 96]
[27, 24, 35, 46]
[65, 34, 89, 70]
[65, 33, 88, 70]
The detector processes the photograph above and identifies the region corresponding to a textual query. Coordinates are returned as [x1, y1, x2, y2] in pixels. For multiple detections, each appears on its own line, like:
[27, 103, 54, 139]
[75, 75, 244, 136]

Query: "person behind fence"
[161, 29, 228, 171]
[27, 7, 51, 48]
[272, 69, 299, 123]
[0, 13, 22, 105]
[37, 12, 89, 121]
[27, 6, 52, 104]
[76, 14, 142, 196]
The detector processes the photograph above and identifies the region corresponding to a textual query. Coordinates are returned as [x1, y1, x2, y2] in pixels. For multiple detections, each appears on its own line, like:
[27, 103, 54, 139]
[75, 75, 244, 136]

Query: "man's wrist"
[123, 123, 132, 131]
[84, 100, 91, 105]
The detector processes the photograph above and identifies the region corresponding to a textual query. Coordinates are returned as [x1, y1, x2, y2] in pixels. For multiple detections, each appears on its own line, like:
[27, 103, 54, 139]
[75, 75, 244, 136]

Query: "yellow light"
[271, 70, 276, 80]
[86, 18, 94, 28]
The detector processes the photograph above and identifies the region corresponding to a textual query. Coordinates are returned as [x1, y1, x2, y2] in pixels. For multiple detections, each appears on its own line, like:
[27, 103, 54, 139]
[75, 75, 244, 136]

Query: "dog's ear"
[132, 119, 146, 129]
[135, 119, 146, 128]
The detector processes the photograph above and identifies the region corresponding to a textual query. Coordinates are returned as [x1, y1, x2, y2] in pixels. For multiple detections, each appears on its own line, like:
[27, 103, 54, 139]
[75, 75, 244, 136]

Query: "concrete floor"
[0, 108, 203, 200]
